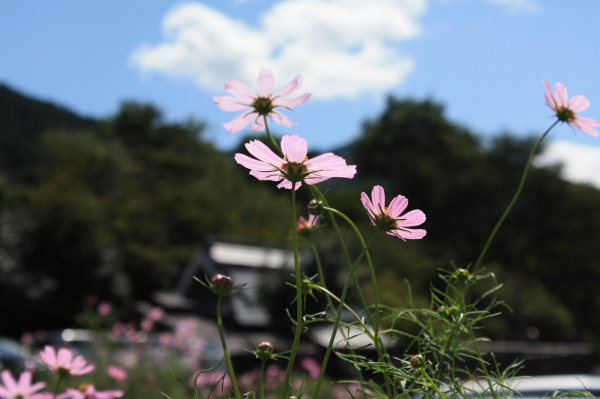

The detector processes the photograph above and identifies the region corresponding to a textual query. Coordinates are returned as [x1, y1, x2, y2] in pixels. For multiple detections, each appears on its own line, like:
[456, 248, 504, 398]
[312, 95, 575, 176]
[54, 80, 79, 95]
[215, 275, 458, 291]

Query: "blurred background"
[1, 0, 600, 392]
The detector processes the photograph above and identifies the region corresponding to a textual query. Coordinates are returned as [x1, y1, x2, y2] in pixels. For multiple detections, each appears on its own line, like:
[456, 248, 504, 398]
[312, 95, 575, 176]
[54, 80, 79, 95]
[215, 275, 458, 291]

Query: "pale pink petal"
[273, 74, 303, 98]
[71, 356, 88, 371]
[251, 115, 266, 132]
[213, 96, 251, 112]
[249, 170, 284, 181]
[17, 370, 32, 390]
[572, 116, 600, 137]
[257, 69, 275, 97]
[95, 390, 124, 399]
[1, 370, 16, 392]
[371, 186, 386, 213]
[397, 209, 426, 227]
[245, 140, 285, 165]
[304, 153, 346, 170]
[360, 192, 377, 220]
[234, 154, 277, 172]
[387, 195, 408, 219]
[569, 95, 590, 113]
[223, 111, 255, 133]
[543, 80, 557, 111]
[270, 110, 296, 127]
[40, 346, 57, 367]
[281, 135, 308, 163]
[305, 165, 356, 180]
[57, 348, 73, 366]
[555, 82, 569, 107]
[224, 80, 256, 102]
[29, 382, 46, 394]
[275, 93, 312, 109]
[0, 386, 9, 398]
[390, 228, 427, 240]
[74, 364, 95, 376]
[277, 179, 300, 190]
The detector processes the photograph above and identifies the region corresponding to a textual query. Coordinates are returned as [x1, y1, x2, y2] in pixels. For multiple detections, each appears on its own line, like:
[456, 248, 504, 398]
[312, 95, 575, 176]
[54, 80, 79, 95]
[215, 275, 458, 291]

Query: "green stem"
[310, 240, 329, 294]
[259, 360, 266, 399]
[216, 294, 242, 399]
[473, 119, 559, 271]
[308, 284, 374, 340]
[310, 185, 394, 398]
[284, 181, 303, 398]
[263, 115, 281, 153]
[311, 235, 377, 399]
[322, 208, 383, 331]
[421, 368, 447, 399]
[52, 374, 65, 399]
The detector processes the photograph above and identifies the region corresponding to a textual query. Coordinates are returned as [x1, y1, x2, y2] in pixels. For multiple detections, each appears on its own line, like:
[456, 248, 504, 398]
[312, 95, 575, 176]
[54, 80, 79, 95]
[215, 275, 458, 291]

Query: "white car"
[462, 375, 600, 397]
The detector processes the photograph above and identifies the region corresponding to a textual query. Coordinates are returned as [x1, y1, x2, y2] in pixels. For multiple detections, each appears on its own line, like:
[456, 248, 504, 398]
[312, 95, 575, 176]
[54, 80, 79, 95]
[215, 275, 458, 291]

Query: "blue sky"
[1, 0, 600, 185]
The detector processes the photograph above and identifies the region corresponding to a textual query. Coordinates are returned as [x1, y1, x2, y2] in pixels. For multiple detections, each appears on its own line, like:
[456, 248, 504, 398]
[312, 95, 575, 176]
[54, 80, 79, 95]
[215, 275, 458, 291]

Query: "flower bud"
[454, 268, 472, 280]
[211, 274, 234, 295]
[257, 341, 273, 353]
[307, 199, 324, 216]
[255, 341, 274, 361]
[410, 354, 425, 368]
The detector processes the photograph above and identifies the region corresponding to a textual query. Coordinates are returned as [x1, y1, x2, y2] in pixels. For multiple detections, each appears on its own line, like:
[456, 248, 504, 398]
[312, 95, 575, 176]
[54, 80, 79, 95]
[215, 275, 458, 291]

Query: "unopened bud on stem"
[307, 199, 324, 216]
[211, 274, 234, 295]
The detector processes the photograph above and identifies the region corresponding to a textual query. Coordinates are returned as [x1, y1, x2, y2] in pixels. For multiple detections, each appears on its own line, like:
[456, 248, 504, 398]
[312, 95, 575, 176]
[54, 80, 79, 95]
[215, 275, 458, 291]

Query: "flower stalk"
[473, 119, 559, 271]
[215, 292, 242, 399]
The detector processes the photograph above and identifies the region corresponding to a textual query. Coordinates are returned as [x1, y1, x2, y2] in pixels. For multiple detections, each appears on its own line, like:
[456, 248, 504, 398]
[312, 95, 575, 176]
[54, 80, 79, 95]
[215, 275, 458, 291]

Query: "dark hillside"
[0, 83, 96, 176]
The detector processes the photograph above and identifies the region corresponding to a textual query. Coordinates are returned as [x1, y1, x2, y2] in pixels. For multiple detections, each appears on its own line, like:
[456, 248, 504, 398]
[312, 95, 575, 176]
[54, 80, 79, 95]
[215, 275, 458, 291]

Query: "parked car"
[463, 374, 600, 397]
[0, 336, 29, 371]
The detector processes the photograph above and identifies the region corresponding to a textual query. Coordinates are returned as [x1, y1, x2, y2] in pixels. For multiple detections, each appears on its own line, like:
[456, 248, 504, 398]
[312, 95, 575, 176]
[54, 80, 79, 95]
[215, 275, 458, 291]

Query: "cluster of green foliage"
[0, 85, 291, 335]
[1, 84, 599, 353]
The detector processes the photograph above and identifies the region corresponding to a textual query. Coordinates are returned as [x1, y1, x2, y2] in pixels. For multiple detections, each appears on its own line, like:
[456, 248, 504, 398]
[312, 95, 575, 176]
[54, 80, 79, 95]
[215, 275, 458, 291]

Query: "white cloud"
[131, 0, 427, 100]
[536, 140, 600, 189]
[485, 0, 541, 14]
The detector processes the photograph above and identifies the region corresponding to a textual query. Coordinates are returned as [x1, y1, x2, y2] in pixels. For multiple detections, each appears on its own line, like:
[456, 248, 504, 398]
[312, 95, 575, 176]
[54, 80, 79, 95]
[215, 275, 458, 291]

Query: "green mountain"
[0, 83, 96, 176]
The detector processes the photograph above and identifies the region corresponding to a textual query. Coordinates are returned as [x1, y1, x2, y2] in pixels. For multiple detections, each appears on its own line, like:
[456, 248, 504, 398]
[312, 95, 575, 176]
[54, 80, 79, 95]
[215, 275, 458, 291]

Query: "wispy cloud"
[485, 0, 541, 14]
[536, 140, 600, 189]
[131, 0, 427, 100]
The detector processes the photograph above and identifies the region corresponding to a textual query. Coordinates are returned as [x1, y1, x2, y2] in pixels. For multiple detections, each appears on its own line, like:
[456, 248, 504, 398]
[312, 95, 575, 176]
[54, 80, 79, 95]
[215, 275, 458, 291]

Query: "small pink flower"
[107, 366, 128, 382]
[296, 214, 319, 234]
[140, 318, 154, 332]
[214, 69, 311, 133]
[300, 357, 321, 379]
[39, 346, 95, 377]
[361, 185, 426, 240]
[0, 370, 49, 399]
[147, 306, 165, 321]
[544, 80, 600, 136]
[21, 332, 34, 346]
[58, 384, 123, 399]
[97, 301, 112, 317]
[235, 135, 356, 190]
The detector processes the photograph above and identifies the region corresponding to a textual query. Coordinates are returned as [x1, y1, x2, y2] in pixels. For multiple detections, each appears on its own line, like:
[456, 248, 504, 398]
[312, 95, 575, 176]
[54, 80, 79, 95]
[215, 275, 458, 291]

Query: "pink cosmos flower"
[58, 384, 123, 399]
[97, 301, 112, 317]
[361, 185, 426, 240]
[297, 214, 319, 234]
[0, 370, 49, 399]
[39, 346, 95, 377]
[544, 80, 600, 136]
[214, 69, 311, 133]
[107, 366, 128, 382]
[234, 135, 356, 190]
[300, 357, 321, 379]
